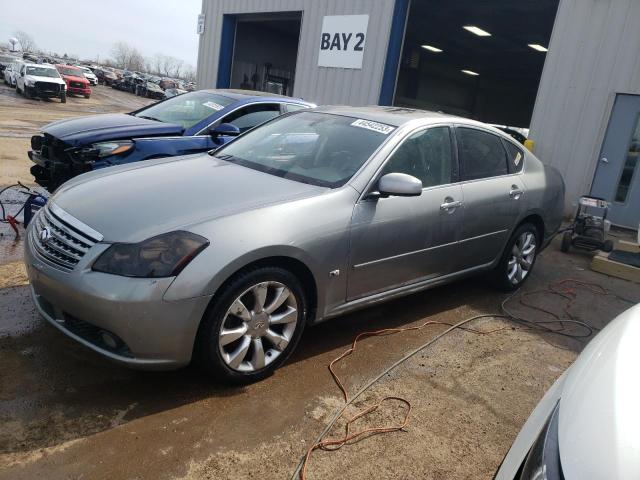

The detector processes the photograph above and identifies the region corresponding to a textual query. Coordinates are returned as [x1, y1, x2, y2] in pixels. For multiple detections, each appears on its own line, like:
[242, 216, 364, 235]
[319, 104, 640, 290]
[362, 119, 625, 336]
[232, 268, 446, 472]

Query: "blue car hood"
[42, 113, 183, 146]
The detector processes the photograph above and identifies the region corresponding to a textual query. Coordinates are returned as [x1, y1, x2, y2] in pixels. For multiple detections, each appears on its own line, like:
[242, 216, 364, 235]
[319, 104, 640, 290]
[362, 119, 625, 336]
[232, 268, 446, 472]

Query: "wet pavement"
[1, 241, 637, 479]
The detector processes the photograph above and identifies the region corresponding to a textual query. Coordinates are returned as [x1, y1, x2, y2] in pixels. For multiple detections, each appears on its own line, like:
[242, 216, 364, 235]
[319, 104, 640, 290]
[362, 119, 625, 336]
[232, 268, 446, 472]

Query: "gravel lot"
[0, 83, 638, 480]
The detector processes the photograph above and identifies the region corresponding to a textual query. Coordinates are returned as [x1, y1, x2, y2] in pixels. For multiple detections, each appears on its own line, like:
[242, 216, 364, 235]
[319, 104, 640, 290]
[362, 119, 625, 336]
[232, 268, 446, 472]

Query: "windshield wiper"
[137, 115, 161, 122]
[212, 153, 235, 160]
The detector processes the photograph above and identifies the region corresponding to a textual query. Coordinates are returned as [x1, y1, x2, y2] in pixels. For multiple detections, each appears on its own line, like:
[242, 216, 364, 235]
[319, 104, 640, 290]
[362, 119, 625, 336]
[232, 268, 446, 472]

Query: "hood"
[27, 75, 65, 85]
[50, 153, 327, 242]
[61, 74, 87, 83]
[42, 113, 183, 146]
[559, 303, 640, 479]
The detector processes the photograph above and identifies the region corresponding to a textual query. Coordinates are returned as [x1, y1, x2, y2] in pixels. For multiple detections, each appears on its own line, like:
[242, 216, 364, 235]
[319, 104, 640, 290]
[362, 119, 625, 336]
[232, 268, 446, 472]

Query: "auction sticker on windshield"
[203, 101, 225, 111]
[350, 119, 395, 135]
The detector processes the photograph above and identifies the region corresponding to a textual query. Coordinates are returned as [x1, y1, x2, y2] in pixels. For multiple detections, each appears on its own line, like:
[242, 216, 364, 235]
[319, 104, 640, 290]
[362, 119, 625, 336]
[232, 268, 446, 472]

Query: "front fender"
[94, 136, 217, 169]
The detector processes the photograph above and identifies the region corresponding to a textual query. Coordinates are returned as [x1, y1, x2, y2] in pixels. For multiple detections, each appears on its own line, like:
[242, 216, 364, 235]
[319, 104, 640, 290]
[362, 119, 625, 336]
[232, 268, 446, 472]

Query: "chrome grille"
[31, 205, 100, 271]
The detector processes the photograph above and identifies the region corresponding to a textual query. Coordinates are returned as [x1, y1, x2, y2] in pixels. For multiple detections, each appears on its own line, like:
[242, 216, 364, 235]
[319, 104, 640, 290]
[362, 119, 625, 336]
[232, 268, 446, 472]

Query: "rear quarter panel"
[520, 152, 565, 244]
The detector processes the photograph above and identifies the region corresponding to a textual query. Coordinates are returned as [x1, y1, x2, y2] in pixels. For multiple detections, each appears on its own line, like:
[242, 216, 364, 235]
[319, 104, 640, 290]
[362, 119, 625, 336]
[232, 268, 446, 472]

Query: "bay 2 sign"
[318, 15, 369, 69]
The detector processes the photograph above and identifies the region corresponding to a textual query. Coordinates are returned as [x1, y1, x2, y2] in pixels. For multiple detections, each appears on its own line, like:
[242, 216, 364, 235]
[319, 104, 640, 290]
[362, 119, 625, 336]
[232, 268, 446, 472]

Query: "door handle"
[601, 157, 609, 164]
[509, 186, 524, 199]
[440, 199, 462, 211]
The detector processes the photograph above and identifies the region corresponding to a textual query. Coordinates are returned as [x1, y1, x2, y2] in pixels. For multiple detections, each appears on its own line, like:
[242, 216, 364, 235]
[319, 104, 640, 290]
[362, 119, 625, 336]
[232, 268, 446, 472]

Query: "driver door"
[347, 126, 463, 300]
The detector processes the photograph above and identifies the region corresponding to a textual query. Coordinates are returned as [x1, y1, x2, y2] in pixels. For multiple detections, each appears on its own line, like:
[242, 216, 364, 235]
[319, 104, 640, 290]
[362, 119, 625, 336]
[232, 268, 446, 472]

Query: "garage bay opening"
[394, 0, 559, 129]
[229, 12, 302, 96]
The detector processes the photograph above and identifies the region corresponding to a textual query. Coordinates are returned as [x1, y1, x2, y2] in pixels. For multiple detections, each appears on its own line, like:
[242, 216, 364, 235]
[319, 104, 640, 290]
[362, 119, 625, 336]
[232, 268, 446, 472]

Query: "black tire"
[60, 93, 67, 103]
[492, 223, 540, 292]
[196, 266, 307, 383]
[602, 239, 614, 252]
[84, 94, 90, 99]
[560, 231, 572, 253]
[23, 86, 30, 99]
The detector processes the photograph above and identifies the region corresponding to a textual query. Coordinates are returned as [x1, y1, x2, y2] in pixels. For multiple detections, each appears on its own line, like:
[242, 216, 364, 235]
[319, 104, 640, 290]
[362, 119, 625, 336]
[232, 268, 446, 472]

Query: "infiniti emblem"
[39, 227, 52, 245]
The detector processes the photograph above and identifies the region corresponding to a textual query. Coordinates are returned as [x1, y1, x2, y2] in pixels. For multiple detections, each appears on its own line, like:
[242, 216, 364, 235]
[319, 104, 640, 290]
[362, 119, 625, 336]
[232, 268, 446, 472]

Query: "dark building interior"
[229, 12, 302, 96]
[394, 0, 560, 128]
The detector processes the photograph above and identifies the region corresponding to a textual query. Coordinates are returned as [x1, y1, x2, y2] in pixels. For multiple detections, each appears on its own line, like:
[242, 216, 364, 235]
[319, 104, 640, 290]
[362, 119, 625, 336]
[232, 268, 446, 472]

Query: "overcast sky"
[0, 0, 201, 66]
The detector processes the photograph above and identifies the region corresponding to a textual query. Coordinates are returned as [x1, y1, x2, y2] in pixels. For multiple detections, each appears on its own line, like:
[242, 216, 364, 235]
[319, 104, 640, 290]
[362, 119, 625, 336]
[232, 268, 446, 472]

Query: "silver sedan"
[24, 106, 564, 382]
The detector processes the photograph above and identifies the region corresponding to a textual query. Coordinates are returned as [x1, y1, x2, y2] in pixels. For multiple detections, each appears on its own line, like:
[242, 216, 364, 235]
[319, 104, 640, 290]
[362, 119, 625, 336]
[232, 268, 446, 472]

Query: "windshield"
[80, 67, 93, 75]
[134, 91, 234, 129]
[58, 67, 83, 77]
[213, 112, 395, 188]
[26, 66, 60, 78]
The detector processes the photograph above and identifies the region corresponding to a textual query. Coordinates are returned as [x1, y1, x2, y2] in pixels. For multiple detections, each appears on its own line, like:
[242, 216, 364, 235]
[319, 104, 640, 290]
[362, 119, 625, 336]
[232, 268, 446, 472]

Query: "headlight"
[92, 231, 209, 278]
[74, 140, 134, 161]
[519, 402, 563, 479]
[25, 79, 34, 86]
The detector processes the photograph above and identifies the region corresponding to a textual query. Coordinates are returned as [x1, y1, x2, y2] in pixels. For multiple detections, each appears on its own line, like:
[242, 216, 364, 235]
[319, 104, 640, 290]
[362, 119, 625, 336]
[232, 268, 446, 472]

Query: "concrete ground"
[0, 83, 638, 480]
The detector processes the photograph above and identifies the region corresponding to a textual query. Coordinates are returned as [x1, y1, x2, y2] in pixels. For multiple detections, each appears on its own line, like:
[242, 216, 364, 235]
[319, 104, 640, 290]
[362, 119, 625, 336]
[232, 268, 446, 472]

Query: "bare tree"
[13, 31, 36, 52]
[111, 42, 146, 71]
[111, 42, 132, 69]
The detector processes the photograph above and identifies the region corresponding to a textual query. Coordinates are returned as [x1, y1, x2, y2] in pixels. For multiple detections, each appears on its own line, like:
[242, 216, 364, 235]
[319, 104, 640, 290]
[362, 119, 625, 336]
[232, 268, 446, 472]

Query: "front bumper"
[28, 86, 63, 98]
[24, 223, 212, 369]
[68, 86, 91, 95]
[494, 372, 567, 479]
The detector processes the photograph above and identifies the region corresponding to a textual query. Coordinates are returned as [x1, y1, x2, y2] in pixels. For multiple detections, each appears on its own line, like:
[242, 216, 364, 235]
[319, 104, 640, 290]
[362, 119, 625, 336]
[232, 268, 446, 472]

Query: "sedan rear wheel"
[493, 223, 539, 291]
[198, 267, 306, 383]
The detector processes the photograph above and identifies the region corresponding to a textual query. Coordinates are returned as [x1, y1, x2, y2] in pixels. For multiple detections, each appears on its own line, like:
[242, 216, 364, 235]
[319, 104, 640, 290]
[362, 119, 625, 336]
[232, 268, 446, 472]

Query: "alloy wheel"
[218, 281, 298, 372]
[507, 231, 536, 285]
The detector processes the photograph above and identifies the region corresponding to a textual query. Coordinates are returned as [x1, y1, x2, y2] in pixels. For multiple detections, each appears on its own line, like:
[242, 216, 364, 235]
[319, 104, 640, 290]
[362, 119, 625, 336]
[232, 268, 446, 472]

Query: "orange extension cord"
[297, 279, 637, 479]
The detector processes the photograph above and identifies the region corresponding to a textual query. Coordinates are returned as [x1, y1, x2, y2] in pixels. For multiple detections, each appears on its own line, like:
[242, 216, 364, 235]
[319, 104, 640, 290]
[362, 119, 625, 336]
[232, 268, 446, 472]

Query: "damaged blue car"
[29, 89, 314, 190]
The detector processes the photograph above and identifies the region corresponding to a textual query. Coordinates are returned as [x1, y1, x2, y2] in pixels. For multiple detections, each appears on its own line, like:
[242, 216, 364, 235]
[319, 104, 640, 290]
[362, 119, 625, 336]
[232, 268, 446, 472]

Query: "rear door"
[455, 126, 525, 270]
[217, 103, 283, 134]
[347, 125, 463, 300]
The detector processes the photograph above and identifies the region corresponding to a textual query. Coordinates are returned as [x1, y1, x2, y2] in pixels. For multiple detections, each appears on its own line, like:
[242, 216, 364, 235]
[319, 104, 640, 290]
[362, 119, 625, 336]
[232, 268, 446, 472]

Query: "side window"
[502, 139, 525, 173]
[457, 128, 508, 180]
[283, 103, 308, 113]
[381, 127, 453, 188]
[221, 104, 281, 133]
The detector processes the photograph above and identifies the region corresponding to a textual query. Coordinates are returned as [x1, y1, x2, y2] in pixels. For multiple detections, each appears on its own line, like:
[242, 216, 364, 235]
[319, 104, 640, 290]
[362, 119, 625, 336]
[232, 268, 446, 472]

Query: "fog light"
[100, 330, 118, 349]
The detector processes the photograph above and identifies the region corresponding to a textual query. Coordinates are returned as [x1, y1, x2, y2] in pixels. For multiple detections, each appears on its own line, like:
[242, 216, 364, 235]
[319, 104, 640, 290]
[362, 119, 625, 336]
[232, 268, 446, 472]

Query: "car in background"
[16, 63, 67, 102]
[23, 106, 564, 381]
[158, 78, 179, 90]
[495, 303, 640, 479]
[164, 87, 187, 98]
[28, 89, 315, 189]
[78, 66, 98, 86]
[0, 53, 20, 74]
[136, 80, 164, 99]
[3, 60, 23, 87]
[96, 68, 117, 86]
[55, 64, 91, 99]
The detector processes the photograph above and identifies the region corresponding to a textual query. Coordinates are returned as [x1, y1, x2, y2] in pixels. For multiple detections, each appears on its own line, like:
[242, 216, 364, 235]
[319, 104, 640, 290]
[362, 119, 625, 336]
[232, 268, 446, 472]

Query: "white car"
[3, 61, 23, 87]
[16, 63, 67, 103]
[495, 303, 640, 479]
[78, 66, 98, 86]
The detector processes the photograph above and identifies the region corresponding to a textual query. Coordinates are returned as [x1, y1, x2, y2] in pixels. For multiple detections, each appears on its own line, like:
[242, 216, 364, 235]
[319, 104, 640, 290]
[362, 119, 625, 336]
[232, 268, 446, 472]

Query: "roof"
[23, 62, 57, 69]
[202, 88, 307, 102]
[312, 106, 511, 136]
[313, 105, 450, 127]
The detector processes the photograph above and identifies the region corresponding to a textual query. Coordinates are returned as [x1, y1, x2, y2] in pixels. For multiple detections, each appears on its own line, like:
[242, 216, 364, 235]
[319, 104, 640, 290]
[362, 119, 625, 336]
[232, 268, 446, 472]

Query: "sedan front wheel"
[197, 267, 307, 383]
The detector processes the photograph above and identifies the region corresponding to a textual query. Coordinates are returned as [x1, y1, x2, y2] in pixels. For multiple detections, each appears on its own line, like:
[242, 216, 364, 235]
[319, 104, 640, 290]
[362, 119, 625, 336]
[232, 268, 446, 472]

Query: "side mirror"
[210, 123, 240, 138]
[377, 173, 422, 198]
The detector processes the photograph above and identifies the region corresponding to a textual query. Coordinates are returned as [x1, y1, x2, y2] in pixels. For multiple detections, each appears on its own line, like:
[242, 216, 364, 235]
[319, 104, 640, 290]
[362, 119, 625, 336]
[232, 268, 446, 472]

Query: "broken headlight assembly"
[519, 402, 564, 480]
[72, 140, 134, 162]
[93, 231, 209, 278]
